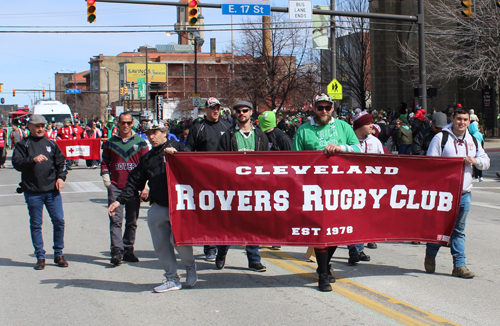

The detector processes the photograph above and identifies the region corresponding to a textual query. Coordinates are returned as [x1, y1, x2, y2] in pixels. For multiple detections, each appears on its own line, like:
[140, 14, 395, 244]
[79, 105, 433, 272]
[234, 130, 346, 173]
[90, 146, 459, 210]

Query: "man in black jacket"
[412, 112, 447, 155]
[108, 120, 197, 293]
[185, 97, 231, 261]
[12, 115, 69, 270]
[216, 101, 269, 272]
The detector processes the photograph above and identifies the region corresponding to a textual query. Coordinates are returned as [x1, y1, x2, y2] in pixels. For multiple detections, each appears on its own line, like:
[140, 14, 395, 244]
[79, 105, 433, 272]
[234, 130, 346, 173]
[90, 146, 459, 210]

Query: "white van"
[30, 100, 73, 124]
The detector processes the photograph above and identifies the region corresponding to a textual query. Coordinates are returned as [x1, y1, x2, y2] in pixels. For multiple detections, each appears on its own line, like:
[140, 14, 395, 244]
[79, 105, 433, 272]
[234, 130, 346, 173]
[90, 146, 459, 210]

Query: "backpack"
[440, 131, 477, 153]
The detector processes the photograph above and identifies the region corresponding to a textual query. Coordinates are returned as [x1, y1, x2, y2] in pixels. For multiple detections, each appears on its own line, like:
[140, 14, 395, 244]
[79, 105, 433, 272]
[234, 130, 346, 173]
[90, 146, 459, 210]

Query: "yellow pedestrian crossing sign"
[327, 79, 343, 100]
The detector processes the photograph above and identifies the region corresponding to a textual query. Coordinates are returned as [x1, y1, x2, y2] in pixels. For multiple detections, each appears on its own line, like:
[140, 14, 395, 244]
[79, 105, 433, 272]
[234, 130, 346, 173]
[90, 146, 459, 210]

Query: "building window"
[208, 65, 212, 71]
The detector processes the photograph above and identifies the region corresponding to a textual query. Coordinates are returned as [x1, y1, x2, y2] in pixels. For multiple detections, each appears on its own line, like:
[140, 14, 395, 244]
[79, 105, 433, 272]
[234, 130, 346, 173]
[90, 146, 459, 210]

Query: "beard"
[314, 111, 333, 126]
[237, 115, 250, 124]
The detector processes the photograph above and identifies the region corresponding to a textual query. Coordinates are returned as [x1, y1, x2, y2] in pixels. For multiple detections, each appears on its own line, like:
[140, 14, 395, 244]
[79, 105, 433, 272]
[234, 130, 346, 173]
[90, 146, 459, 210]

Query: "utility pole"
[417, 0, 427, 113]
[330, 0, 336, 81]
[145, 46, 149, 117]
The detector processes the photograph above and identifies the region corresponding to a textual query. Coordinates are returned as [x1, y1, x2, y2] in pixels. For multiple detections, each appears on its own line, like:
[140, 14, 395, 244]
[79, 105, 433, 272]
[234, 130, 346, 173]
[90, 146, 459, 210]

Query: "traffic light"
[188, 0, 199, 26]
[0, 84, 3, 92]
[497, 1, 500, 8]
[13, 89, 15, 97]
[120, 87, 124, 96]
[124, 86, 128, 94]
[461, 0, 473, 18]
[87, 0, 96, 23]
[42, 89, 46, 97]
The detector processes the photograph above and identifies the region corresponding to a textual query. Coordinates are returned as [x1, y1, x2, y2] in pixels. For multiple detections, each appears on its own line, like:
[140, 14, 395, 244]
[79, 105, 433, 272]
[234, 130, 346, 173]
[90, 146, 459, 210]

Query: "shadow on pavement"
[0, 257, 36, 268]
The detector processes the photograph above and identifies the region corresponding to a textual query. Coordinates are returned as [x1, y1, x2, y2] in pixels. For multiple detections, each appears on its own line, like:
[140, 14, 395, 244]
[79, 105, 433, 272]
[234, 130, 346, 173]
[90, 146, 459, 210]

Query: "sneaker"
[123, 247, 139, 262]
[424, 255, 435, 273]
[66, 165, 72, 170]
[154, 280, 182, 293]
[366, 243, 377, 249]
[249, 262, 267, 272]
[205, 253, 216, 262]
[318, 273, 332, 292]
[411, 242, 421, 245]
[359, 251, 371, 261]
[479, 177, 483, 182]
[496, 172, 500, 179]
[110, 248, 122, 266]
[93, 165, 98, 169]
[473, 178, 478, 182]
[270, 246, 281, 250]
[215, 255, 226, 270]
[185, 263, 197, 287]
[452, 266, 475, 278]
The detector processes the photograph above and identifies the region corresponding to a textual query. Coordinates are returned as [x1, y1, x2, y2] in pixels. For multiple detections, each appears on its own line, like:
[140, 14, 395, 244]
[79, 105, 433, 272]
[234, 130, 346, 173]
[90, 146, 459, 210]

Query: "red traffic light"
[87, 0, 96, 23]
[13, 89, 16, 97]
[188, 0, 199, 25]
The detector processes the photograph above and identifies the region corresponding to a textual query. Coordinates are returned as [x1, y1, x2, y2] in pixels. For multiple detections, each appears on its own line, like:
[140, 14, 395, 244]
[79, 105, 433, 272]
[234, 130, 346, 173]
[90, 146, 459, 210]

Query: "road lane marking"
[471, 202, 500, 210]
[67, 182, 105, 193]
[261, 250, 459, 326]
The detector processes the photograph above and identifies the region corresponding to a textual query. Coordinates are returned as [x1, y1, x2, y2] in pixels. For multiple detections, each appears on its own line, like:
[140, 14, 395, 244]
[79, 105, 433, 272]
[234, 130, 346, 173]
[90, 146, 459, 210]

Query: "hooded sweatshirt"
[427, 123, 490, 193]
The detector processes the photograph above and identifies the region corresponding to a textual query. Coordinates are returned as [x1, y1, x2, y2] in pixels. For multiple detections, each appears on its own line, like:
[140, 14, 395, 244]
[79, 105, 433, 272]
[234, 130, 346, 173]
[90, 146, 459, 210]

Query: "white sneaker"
[186, 263, 197, 287]
[154, 280, 182, 293]
[479, 177, 483, 182]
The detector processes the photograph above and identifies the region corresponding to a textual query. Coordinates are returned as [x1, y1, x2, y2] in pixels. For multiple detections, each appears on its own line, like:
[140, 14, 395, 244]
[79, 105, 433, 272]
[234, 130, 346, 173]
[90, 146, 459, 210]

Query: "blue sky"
[0, 0, 330, 108]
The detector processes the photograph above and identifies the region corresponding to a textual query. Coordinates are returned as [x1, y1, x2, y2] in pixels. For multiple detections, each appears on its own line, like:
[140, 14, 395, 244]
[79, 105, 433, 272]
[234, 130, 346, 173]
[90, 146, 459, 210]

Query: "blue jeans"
[348, 244, 365, 256]
[426, 192, 471, 268]
[216, 245, 261, 265]
[24, 191, 65, 259]
[398, 144, 412, 155]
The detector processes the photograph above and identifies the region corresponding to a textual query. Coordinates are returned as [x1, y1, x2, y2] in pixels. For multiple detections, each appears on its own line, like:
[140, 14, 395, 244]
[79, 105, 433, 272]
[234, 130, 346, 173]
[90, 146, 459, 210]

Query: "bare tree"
[229, 14, 314, 112]
[395, 0, 500, 128]
[335, 0, 371, 110]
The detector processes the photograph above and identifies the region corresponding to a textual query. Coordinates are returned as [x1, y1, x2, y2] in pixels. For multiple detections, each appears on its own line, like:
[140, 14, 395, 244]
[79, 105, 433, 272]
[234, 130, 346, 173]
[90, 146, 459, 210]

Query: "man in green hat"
[103, 118, 118, 140]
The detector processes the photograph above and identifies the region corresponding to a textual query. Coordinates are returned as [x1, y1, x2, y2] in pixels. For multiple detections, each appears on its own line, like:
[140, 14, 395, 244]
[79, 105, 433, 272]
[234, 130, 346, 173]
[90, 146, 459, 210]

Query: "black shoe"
[348, 254, 360, 265]
[215, 255, 226, 270]
[110, 248, 122, 266]
[249, 262, 266, 272]
[316, 264, 335, 283]
[123, 247, 139, 262]
[270, 246, 281, 250]
[318, 273, 332, 292]
[359, 251, 371, 261]
[366, 243, 377, 249]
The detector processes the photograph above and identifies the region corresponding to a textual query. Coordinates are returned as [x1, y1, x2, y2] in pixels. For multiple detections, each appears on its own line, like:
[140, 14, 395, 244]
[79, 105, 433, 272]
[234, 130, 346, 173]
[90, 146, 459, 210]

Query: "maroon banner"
[56, 139, 101, 160]
[167, 152, 465, 247]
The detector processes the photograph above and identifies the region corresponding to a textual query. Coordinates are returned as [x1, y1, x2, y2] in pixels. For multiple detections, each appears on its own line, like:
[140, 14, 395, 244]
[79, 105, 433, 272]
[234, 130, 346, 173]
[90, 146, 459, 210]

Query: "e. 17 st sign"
[222, 0, 271, 15]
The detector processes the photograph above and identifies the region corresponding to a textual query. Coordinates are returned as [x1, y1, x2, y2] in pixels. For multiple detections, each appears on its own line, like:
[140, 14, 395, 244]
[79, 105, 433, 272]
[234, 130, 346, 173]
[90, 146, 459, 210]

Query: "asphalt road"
[1, 145, 500, 326]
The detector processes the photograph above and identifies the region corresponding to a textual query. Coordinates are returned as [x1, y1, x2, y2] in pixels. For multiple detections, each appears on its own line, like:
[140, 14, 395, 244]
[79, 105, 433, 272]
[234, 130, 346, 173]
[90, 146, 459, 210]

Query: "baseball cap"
[432, 112, 447, 128]
[314, 93, 333, 105]
[29, 115, 47, 125]
[205, 97, 221, 108]
[144, 120, 166, 131]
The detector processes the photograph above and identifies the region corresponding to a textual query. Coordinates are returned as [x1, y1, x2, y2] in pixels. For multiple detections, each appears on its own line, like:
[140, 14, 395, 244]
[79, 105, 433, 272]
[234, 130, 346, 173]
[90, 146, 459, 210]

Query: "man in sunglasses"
[101, 111, 149, 266]
[186, 97, 231, 262]
[216, 101, 269, 272]
[292, 93, 362, 292]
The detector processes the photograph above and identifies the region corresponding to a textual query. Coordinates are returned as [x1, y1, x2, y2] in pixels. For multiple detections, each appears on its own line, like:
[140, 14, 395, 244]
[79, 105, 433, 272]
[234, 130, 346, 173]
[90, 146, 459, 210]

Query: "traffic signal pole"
[96, 0, 426, 111]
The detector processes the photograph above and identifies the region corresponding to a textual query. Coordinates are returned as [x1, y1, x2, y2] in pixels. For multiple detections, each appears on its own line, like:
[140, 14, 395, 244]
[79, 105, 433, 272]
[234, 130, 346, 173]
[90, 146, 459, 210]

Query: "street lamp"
[61, 69, 78, 112]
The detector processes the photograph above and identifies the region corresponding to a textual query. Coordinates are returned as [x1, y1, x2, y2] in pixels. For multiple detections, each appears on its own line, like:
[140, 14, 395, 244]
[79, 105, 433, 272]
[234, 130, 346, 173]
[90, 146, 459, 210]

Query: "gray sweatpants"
[147, 203, 194, 281]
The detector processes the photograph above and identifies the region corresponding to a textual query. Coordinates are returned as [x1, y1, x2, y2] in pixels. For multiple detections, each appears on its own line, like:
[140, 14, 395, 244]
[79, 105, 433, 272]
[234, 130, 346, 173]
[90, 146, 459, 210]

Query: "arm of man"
[468, 141, 490, 170]
[279, 132, 293, 151]
[426, 132, 443, 157]
[53, 142, 68, 185]
[12, 142, 36, 171]
[100, 142, 112, 188]
[185, 124, 198, 151]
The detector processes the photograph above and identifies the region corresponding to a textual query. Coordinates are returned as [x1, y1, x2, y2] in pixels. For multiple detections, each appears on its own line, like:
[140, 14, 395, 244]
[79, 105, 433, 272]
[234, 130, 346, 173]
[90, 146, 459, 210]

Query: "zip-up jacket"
[265, 128, 292, 151]
[12, 136, 67, 193]
[218, 125, 269, 151]
[116, 139, 190, 208]
[427, 123, 490, 193]
[186, 118, 231, 151]
[412, 127, 438, 155]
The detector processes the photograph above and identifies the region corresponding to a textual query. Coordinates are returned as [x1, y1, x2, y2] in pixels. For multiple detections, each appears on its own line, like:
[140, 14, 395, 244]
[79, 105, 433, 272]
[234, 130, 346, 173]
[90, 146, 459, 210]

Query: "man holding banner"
[424, 108, 490, 278]
[292, 93, 362, 292]
[216, 101, 269, 272]
[108, 120, 197, 292]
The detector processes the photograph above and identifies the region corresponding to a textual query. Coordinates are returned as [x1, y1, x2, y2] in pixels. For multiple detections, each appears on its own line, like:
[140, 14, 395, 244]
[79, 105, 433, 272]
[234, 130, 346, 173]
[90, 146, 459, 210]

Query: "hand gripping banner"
[167, 151, 465, 247]
[56, 138, 101, 160]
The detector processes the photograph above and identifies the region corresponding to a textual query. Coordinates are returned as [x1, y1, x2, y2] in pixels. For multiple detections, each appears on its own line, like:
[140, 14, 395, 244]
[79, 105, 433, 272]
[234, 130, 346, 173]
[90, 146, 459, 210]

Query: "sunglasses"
[120, 121, 133, 126]
[316, 105, 332, 112]
[235, 108, 250, 114]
